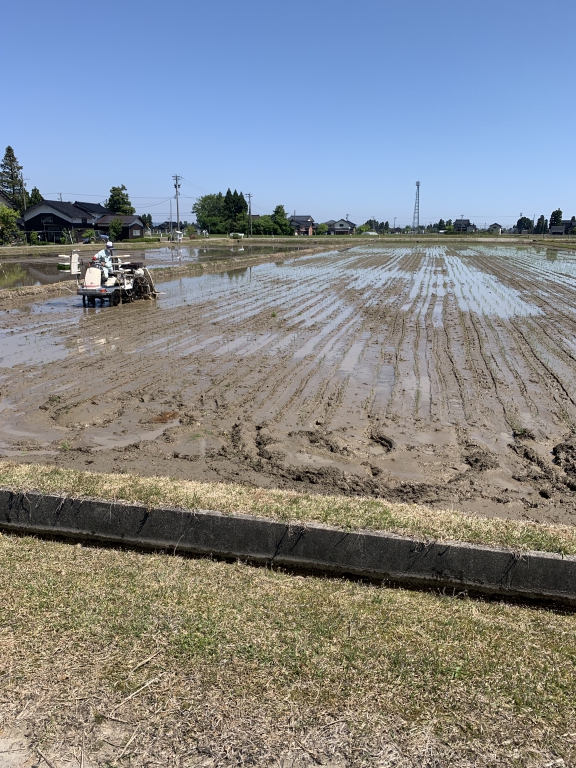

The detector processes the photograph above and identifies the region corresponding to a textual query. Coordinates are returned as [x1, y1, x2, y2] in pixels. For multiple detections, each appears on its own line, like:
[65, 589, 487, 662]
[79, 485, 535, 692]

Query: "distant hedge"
[121, 237, 161, 242]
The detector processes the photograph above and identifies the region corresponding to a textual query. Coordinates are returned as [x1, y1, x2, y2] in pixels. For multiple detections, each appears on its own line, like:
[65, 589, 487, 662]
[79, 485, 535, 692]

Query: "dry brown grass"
[1, 460, 575, 556]
[0, 532, 575, 766]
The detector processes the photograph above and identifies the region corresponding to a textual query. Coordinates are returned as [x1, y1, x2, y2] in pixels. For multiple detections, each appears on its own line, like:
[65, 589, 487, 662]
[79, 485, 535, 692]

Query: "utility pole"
[21, 173, 28, 212]
[169, 198, 173, 239]
[247, 193, 252, 237]
[173, 174, 181, 230]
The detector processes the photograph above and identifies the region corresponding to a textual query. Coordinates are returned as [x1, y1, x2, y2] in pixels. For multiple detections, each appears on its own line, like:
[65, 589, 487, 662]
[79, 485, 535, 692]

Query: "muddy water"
[142, 243, 304, 266]
[3, 244, 576, 525]
[0, 261, 74, 290]
[0, 244, 304, 289]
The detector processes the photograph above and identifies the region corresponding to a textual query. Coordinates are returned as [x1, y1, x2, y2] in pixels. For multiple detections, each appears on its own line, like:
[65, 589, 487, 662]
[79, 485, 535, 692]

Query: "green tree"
[446, 219, 453, 227]
[252, 215, 275, 235]
[534, 215, 548, 234]
[60, 228, 75, 245]
[437, 218, 446, 229]
[516, 216, 533, 233]
[271, 205, 292, 235]
[192, 192, 226, 233]
[221, 188, 248, 232]
[29, 230, 39, 245]
[223, 188, 234, 229]
[357, 224, 370, 234]
[192, 190, 250, 233]
[0, 146, 28, 214]
[109, 218, 123, 241]
[83, 228, 96, 242]
[316, 223, 328, 235]
[29, 186, 43, 206]
[106, 185, 135, 215]
[550, 208, 563, 226]
[185, 225, 197, 238]
[383, 221, 389, 231]
[0, 204, 19, 243]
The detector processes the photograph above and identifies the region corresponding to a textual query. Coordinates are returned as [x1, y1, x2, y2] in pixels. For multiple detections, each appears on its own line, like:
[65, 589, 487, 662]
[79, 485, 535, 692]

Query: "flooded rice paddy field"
[3, 243, 576, 525]
[0, 244, 303, 289]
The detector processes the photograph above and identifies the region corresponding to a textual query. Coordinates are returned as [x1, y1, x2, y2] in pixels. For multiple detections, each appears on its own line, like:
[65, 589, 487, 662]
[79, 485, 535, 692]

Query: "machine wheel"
[111, 291, 120, 306]
[133, 276, 148, 300]
[82, 295, 87, 307]
[87, 296, 96, 307]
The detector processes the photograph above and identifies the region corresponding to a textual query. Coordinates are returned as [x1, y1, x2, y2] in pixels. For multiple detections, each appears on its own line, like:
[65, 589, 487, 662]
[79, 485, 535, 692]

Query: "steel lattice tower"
[412, 181, 420, 232]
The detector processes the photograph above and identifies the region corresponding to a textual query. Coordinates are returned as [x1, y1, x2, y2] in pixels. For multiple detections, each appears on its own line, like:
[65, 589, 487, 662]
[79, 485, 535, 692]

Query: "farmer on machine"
[93, 241, 114, 279]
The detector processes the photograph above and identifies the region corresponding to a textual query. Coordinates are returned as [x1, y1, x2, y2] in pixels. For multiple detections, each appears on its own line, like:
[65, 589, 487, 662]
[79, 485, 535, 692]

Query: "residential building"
[549, 219, 575, 235]
[73, 201, 111, 217]
[154, 221, 180, 233]
[488, 223, 503, 234]
[289, 215, 316, 236]
[22, 200, 99, 241]
[454, 218, 476, 233]
[0, 190, 15, 209]
[95, 215, 145, 240]
[325, 218, 356, 235]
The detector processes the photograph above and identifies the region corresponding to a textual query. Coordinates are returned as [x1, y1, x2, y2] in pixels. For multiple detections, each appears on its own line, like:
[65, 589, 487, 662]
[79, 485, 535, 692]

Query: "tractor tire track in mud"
[3, 243, 576, 525]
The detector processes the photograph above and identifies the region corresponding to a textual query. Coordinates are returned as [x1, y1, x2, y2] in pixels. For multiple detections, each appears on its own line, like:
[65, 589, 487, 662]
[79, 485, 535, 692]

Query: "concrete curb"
[0, 488, 575, 606]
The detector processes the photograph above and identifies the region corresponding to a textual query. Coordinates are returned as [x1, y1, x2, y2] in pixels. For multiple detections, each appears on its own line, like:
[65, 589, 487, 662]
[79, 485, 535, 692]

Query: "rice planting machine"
[76, 256, 158, 307]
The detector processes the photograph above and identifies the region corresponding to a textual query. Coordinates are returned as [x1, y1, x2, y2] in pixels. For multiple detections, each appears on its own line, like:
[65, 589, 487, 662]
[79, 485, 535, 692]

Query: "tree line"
[192, 189, 292, 235]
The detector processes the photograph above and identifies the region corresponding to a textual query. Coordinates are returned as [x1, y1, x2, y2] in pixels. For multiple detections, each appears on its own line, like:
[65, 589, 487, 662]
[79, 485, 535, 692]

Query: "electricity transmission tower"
[412, 181, 420, 233]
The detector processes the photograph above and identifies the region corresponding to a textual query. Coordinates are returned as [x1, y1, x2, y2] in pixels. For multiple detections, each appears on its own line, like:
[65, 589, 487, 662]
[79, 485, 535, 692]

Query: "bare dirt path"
[3, 243, 576, 525]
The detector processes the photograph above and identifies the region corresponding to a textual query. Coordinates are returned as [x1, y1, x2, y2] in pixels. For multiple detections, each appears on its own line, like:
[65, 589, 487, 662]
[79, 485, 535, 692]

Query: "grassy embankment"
[1, 462, 575, 764]
[0, 517, 574, 764]
[1, 461, 575, 556]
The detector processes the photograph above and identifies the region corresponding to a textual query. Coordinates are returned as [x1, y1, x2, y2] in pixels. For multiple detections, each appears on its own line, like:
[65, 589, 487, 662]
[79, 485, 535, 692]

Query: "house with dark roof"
[325, 218, 356, 235]
[22, 200, 99, 241]
[289, 215, 316, 236]
[551, 218, 576, 235]
[95, 215, 145, 240]
[155, 221, 180, 233]
[454, 218, 476, 233]
[0, 190, 15, 209]
[549, 219, 576, 235]
[73, 201, 111, 217]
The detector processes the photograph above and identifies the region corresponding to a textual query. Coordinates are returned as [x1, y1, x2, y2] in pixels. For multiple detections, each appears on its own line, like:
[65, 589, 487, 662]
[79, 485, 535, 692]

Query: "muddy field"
[3, 243, 576, 525]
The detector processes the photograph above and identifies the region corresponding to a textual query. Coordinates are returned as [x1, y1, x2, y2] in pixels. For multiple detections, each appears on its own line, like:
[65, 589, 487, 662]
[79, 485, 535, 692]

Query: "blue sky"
[3, 0, 574, 226]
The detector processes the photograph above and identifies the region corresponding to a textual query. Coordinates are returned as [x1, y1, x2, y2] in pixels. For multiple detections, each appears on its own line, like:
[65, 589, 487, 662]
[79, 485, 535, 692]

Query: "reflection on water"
[0, 261, 74, 289]
[144, 243, 303, 267]
[0, 244, 305, 288]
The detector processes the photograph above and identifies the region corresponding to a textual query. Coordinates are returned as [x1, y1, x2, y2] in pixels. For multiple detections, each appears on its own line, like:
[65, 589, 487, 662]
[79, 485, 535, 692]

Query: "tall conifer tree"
[0, 146, 28, 214]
